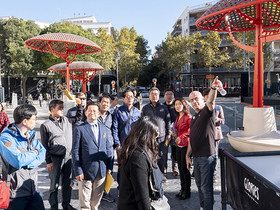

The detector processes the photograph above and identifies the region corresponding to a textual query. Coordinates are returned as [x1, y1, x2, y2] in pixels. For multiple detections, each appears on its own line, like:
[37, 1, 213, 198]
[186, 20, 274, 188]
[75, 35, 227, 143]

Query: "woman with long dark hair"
[118, 116, 169, 210]
[173, 97, 192, 200]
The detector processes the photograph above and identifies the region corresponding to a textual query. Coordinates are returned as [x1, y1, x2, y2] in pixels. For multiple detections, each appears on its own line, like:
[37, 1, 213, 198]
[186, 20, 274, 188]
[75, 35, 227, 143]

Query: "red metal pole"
[82, 71, 86, 93]
[66, 44, 70, 91]
[66, 62, 70, 91]
[253, 3, 264, 107]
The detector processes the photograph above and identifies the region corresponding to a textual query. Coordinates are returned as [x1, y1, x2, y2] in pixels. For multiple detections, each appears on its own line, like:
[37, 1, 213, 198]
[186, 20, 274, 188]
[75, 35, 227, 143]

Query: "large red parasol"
[196, 0, 280, 107]
[48, 61, 104, 93]
[25, 33, 102, 91]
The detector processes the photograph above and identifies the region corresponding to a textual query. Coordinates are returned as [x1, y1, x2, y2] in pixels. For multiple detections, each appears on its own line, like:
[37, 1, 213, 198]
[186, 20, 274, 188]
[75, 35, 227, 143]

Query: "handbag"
[151, 195, 170, 210]
[0, 175, 11, 209]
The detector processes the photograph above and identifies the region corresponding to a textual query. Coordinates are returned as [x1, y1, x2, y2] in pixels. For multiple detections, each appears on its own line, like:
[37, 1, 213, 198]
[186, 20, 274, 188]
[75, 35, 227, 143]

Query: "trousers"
[48, 155, 72, 210]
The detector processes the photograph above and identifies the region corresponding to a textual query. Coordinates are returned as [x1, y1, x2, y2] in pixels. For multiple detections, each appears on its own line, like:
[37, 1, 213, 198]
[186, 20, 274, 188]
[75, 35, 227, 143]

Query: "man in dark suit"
[72, 102, 114, 210]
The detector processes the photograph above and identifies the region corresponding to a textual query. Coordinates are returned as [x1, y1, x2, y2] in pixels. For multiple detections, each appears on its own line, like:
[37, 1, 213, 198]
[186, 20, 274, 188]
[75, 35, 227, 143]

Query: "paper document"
[104, 171, 114, 194]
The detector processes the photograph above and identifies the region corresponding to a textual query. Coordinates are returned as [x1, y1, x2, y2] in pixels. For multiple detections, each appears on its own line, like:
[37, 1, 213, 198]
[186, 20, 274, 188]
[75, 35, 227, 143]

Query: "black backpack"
[141, 149, 164, 200]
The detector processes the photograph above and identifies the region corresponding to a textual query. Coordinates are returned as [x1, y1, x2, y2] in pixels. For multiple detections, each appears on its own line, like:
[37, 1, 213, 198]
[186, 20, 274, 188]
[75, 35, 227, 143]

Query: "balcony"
[191, 66, 254, 73]
[273, 49, 280, 54]
[171, 27, 182, 37]
[220, 39, 231, 47]
[190, 30, 209, 36]
[189, 18, 198, 25]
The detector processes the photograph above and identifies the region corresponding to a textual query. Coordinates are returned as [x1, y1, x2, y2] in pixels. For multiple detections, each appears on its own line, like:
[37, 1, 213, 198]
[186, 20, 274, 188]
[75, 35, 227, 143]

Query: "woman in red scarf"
[173, 98, 192, 200]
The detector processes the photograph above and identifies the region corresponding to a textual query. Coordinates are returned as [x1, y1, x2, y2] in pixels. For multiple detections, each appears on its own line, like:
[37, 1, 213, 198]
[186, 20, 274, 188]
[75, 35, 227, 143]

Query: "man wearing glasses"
[67, 92, 87, 128]
[142, 87, 171, 182]
[112, 88, 141, 151]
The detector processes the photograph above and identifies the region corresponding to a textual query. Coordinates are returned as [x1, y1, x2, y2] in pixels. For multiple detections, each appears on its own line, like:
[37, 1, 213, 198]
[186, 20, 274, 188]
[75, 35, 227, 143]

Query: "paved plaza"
[2, 96, 280, 210]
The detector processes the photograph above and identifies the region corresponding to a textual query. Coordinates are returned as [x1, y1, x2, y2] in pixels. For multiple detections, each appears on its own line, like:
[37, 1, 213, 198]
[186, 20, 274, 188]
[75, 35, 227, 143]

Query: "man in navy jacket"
[72, 102, 113, 210]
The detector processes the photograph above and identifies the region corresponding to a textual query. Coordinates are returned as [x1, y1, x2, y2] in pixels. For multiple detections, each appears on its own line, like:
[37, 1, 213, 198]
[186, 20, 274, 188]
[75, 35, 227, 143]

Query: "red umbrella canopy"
[48, 61, 104, 93]
[196, 0, 280, 32]
[25, 33, 102, 60]
[48, 61, 104, 72]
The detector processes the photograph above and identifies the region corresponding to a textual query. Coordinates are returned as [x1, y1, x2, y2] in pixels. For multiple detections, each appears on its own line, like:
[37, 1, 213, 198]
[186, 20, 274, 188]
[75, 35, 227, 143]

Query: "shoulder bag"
[0, 174, 11, 209]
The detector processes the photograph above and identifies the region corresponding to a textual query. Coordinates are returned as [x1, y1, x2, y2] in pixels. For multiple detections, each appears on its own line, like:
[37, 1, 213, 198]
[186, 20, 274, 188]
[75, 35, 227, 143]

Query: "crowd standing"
[0, 77, 226, 210]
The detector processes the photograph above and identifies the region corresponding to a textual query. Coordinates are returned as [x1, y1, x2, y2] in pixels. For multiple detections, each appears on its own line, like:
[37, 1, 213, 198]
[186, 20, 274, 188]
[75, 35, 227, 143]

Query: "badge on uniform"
[4, 141, 11, 147]
[103, 133, 106, 138]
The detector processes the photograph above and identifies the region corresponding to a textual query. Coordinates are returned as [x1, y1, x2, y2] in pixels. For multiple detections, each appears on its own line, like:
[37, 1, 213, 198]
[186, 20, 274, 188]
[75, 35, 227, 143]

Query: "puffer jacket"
[0, 123, 46, 198]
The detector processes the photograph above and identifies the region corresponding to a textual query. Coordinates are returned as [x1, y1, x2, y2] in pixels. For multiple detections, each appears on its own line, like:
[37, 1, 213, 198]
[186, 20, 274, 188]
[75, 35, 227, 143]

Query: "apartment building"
[62, 15, 113, 35]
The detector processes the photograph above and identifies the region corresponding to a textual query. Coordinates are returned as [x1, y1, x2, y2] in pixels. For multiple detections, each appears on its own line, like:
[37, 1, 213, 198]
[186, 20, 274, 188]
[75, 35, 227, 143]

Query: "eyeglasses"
[150, 93, 159, 96]
[125, 96, 134, 99]
[78, 98, 87, 100]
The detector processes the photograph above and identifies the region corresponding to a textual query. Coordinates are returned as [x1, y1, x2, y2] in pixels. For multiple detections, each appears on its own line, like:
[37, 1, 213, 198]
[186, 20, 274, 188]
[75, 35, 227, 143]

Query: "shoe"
[172, 167, 179, 176]
[162, 175, 167, 183]
[176, 190, 182, 198]
[102, 193, 115, 203]
[179, 191, 191, 200]
[63, 204, 77, 210]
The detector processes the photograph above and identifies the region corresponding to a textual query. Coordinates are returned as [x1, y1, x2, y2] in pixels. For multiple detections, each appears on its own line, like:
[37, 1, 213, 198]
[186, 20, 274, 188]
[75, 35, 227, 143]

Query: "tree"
[225, 31, 273, 70]
[113, 27, 140, 86]
[195, 31, 230, 72]
[155, 32, 198, 85]
[95, 28, 116, 94]
[135, 35, 151, 67]
[138, 58, 169, 89]
[0, 17, 42, 101]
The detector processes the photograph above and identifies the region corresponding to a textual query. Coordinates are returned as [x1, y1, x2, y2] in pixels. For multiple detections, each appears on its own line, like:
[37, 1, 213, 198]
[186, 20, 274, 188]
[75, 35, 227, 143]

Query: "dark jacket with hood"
[0, 123, 46, 198]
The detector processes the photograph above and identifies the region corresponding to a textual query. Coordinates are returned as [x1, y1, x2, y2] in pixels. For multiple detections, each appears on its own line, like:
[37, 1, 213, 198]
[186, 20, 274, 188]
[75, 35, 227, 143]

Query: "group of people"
[0, 76, 225, 210]
[27, 93, 51, 107]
